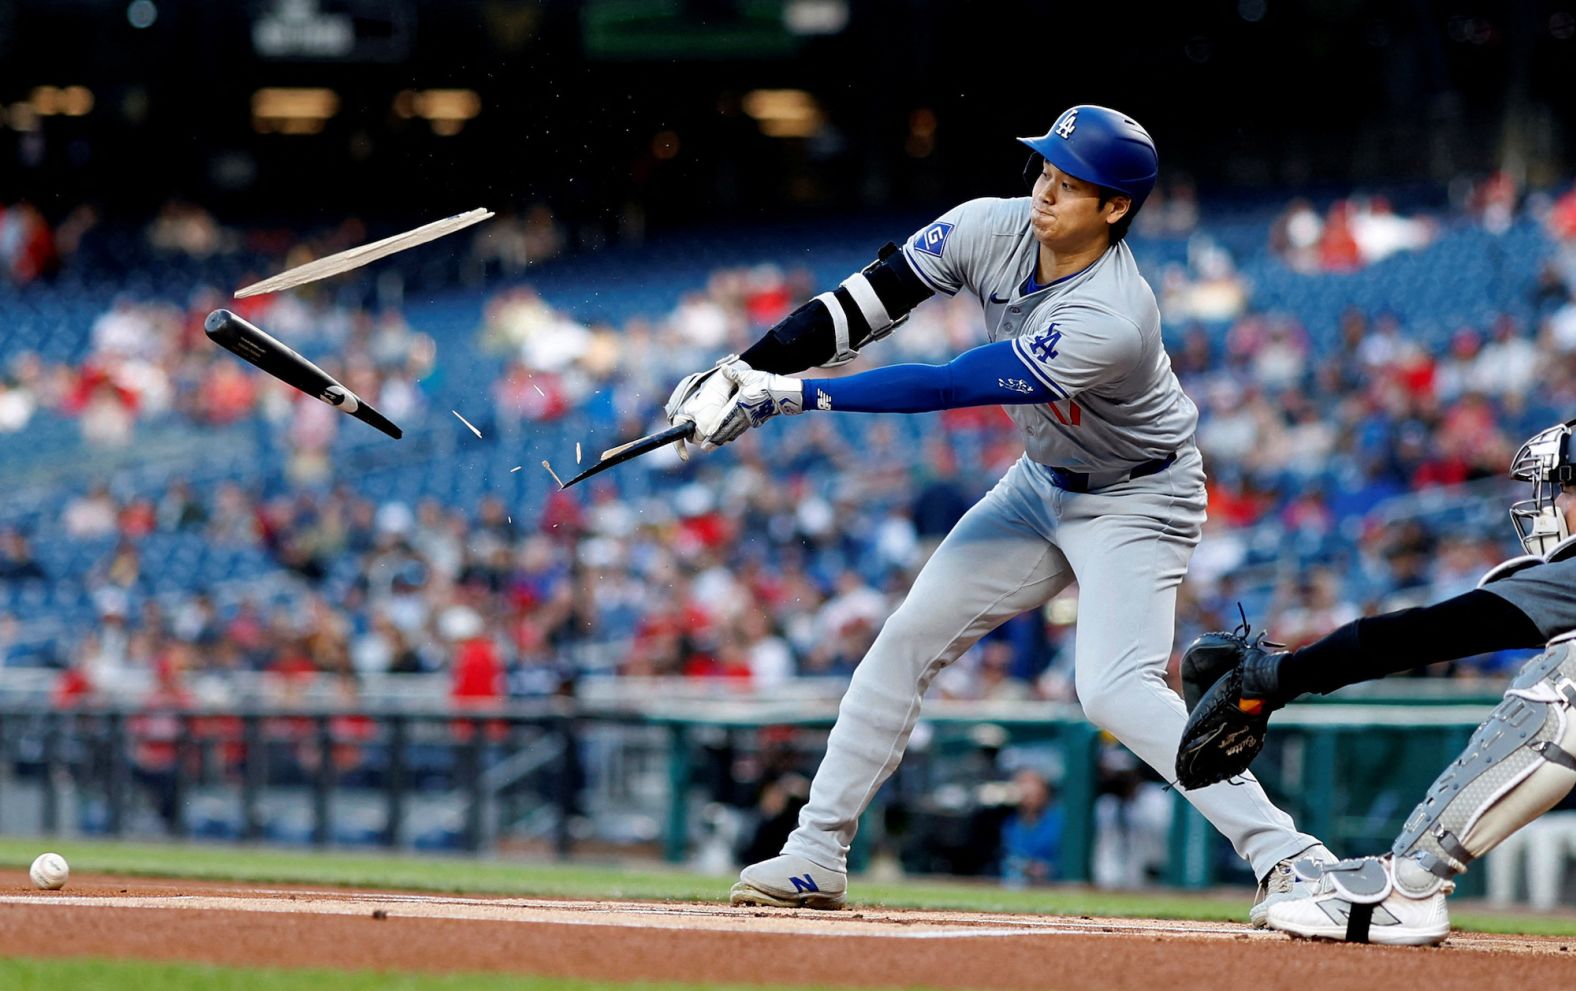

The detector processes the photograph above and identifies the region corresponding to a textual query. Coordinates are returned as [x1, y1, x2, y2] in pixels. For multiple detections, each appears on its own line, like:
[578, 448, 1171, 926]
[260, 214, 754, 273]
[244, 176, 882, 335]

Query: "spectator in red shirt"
[52, 665, 95, 708]
[1319, 200, 1363, 272]
[201, 359, 257, 425]
[131, 646, 194, 833]
[0, 202, 58, 284]
[446, 606, 507, 742]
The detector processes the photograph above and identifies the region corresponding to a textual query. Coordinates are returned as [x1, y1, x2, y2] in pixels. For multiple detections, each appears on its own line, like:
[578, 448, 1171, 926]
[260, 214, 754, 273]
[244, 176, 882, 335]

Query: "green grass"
[0, 958, 863, 991]
[0, 836, 726, 901]
[2, 836, 1572, 937]
[0, 836, 1251, 918]
[1450, 911, 1576, 937]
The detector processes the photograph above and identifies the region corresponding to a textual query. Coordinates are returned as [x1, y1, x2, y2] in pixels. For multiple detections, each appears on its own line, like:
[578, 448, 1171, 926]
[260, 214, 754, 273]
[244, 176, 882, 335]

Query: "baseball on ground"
[29, 852, 69, 890]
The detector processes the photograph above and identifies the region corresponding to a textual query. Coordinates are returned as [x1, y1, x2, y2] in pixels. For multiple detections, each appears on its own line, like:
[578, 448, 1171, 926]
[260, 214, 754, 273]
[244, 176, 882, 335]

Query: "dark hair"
[1097, 187, 1137, 244]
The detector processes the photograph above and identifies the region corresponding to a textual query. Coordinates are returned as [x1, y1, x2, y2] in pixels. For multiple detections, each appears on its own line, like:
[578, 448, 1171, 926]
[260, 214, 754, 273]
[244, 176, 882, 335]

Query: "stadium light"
[652, 130, 680, 160]
[784, 0, 849, 35]
[20, 86, 94, 119]
[4, 103, 39, 132]
[252, 87, 339, 134]
[741, 88, 822, 139]
[392, 89, 482, 135]
[61, 87, 94, 116]
[30, 87, 59, 115]
[126, 0, 158, 29]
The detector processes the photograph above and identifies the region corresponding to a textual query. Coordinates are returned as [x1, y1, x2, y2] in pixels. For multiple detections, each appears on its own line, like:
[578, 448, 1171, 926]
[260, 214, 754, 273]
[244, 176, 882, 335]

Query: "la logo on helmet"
[1055, 109, 1078, 139]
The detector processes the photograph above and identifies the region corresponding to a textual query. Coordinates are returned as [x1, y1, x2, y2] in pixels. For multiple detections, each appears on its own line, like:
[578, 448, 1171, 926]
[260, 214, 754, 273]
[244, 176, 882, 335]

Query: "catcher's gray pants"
[782, 449, 1319, 881]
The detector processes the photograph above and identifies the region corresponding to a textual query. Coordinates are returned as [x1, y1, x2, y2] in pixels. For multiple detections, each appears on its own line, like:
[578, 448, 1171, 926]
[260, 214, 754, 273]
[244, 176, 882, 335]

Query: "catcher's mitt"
[1174, 617, 1286, 790]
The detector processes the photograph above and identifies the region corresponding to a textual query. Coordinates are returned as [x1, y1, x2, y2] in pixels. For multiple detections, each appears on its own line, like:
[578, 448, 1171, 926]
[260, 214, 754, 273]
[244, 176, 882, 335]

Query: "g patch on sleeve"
[912, 221, 954, 258]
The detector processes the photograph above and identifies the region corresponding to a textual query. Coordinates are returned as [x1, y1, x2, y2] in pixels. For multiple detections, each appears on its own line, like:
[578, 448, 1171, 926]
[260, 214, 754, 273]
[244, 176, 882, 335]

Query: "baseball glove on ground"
[1174, 621, 1286, 790]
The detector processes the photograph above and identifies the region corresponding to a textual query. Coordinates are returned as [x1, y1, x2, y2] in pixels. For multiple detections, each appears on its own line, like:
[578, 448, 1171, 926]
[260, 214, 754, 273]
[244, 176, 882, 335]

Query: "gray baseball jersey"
[1481, 540, 1576, 640]
[901, 196, 1198, 471]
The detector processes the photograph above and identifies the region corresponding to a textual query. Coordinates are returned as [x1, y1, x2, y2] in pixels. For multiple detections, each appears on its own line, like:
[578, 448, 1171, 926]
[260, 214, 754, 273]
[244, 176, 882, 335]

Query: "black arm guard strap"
[1278, 588, 1546, 698]
[740, 243, 934, 374]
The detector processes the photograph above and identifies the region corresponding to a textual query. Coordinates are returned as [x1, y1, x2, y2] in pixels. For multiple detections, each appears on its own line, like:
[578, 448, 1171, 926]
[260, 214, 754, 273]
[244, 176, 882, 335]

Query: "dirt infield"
[0, 872, 1571, 990]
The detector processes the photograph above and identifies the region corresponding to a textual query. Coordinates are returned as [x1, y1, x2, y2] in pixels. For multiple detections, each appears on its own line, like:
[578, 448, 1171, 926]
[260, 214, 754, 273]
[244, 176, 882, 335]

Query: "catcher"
[1176, 416, 1576, 944]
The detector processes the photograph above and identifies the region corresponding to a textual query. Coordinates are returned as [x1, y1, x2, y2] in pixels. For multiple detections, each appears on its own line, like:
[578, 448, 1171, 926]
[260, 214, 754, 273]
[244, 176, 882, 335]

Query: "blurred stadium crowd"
[4, 174, 1576, 714]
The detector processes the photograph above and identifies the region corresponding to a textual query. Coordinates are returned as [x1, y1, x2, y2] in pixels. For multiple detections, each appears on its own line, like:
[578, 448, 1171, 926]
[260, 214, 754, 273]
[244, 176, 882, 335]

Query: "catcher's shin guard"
[1391, 634, 1576, 882]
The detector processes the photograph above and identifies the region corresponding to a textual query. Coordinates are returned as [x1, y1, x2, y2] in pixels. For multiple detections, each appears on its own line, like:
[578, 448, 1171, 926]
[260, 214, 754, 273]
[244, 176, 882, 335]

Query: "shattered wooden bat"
[542, 422, 694, 489]
[234, 208, 494, 298]
[204, 308, 403, 439]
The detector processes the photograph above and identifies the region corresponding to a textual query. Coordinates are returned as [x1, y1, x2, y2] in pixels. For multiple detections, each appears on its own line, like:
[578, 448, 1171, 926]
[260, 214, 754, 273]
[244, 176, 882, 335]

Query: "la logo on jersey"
[1055, 109, 1078, 139]
[913, 221, 954, 258]
[1026, 323, 1063, 362]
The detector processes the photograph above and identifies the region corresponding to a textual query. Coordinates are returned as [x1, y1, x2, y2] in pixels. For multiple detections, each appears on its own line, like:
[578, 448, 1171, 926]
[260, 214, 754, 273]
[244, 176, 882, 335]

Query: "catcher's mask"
[1509, 417, 1576, 555]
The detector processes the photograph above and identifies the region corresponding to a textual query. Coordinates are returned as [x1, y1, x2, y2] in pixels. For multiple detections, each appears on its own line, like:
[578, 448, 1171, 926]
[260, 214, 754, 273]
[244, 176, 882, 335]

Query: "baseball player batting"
[665, 105, 1331, 922]
[1176, 417, 1576, 944]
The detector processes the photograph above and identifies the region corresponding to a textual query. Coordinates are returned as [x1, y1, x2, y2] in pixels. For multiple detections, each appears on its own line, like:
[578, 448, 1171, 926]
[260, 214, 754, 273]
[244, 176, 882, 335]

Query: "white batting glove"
[694, 359, 804, 449]
[663, 354, 740, 461]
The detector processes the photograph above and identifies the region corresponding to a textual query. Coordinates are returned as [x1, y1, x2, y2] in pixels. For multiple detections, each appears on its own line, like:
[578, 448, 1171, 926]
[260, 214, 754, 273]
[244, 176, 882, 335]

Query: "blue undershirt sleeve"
[801, 340, 1057, 413]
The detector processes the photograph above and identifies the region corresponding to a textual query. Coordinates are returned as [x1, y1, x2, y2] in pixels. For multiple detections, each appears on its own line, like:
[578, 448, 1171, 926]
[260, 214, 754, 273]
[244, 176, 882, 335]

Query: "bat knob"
[203, 309, 236, 340]
[322, 385, 360, 413]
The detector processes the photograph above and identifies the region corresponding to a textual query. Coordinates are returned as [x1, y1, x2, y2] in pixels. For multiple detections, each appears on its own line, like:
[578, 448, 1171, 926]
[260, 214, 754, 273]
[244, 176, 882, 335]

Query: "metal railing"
[0, 694, 1496, 893]
[0, 700, 580, 854]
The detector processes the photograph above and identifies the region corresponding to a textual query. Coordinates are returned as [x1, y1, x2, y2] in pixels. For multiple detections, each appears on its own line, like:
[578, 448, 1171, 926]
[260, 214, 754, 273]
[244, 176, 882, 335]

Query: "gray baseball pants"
[781, 448, 1319, 880]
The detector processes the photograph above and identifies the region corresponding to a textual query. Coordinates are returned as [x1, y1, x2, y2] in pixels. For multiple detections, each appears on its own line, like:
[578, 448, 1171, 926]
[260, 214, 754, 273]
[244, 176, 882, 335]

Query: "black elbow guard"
[739, 242, 934, 374]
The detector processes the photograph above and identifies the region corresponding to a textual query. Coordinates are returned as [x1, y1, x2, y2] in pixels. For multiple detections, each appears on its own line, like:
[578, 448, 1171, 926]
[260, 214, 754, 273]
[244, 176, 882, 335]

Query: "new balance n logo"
[1317, 900, 1400, 929]
[788, 874, 820, 894]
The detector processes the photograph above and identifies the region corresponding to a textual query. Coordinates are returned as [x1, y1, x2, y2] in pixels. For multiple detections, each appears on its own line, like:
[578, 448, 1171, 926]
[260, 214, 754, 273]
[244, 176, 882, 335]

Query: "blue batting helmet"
[1018, 106, 1158, 210]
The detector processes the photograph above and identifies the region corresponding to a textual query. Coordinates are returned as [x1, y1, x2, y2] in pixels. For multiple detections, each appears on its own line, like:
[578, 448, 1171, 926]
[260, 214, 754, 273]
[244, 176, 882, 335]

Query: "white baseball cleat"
[1249, 842, 1336, 927]
[729, 854, 848, 910]
[1266, 855, 1453, 946]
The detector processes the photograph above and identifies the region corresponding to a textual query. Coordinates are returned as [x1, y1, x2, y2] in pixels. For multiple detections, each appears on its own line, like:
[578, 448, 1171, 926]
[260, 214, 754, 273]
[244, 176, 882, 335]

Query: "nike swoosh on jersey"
[989, 292, 1012, 304]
